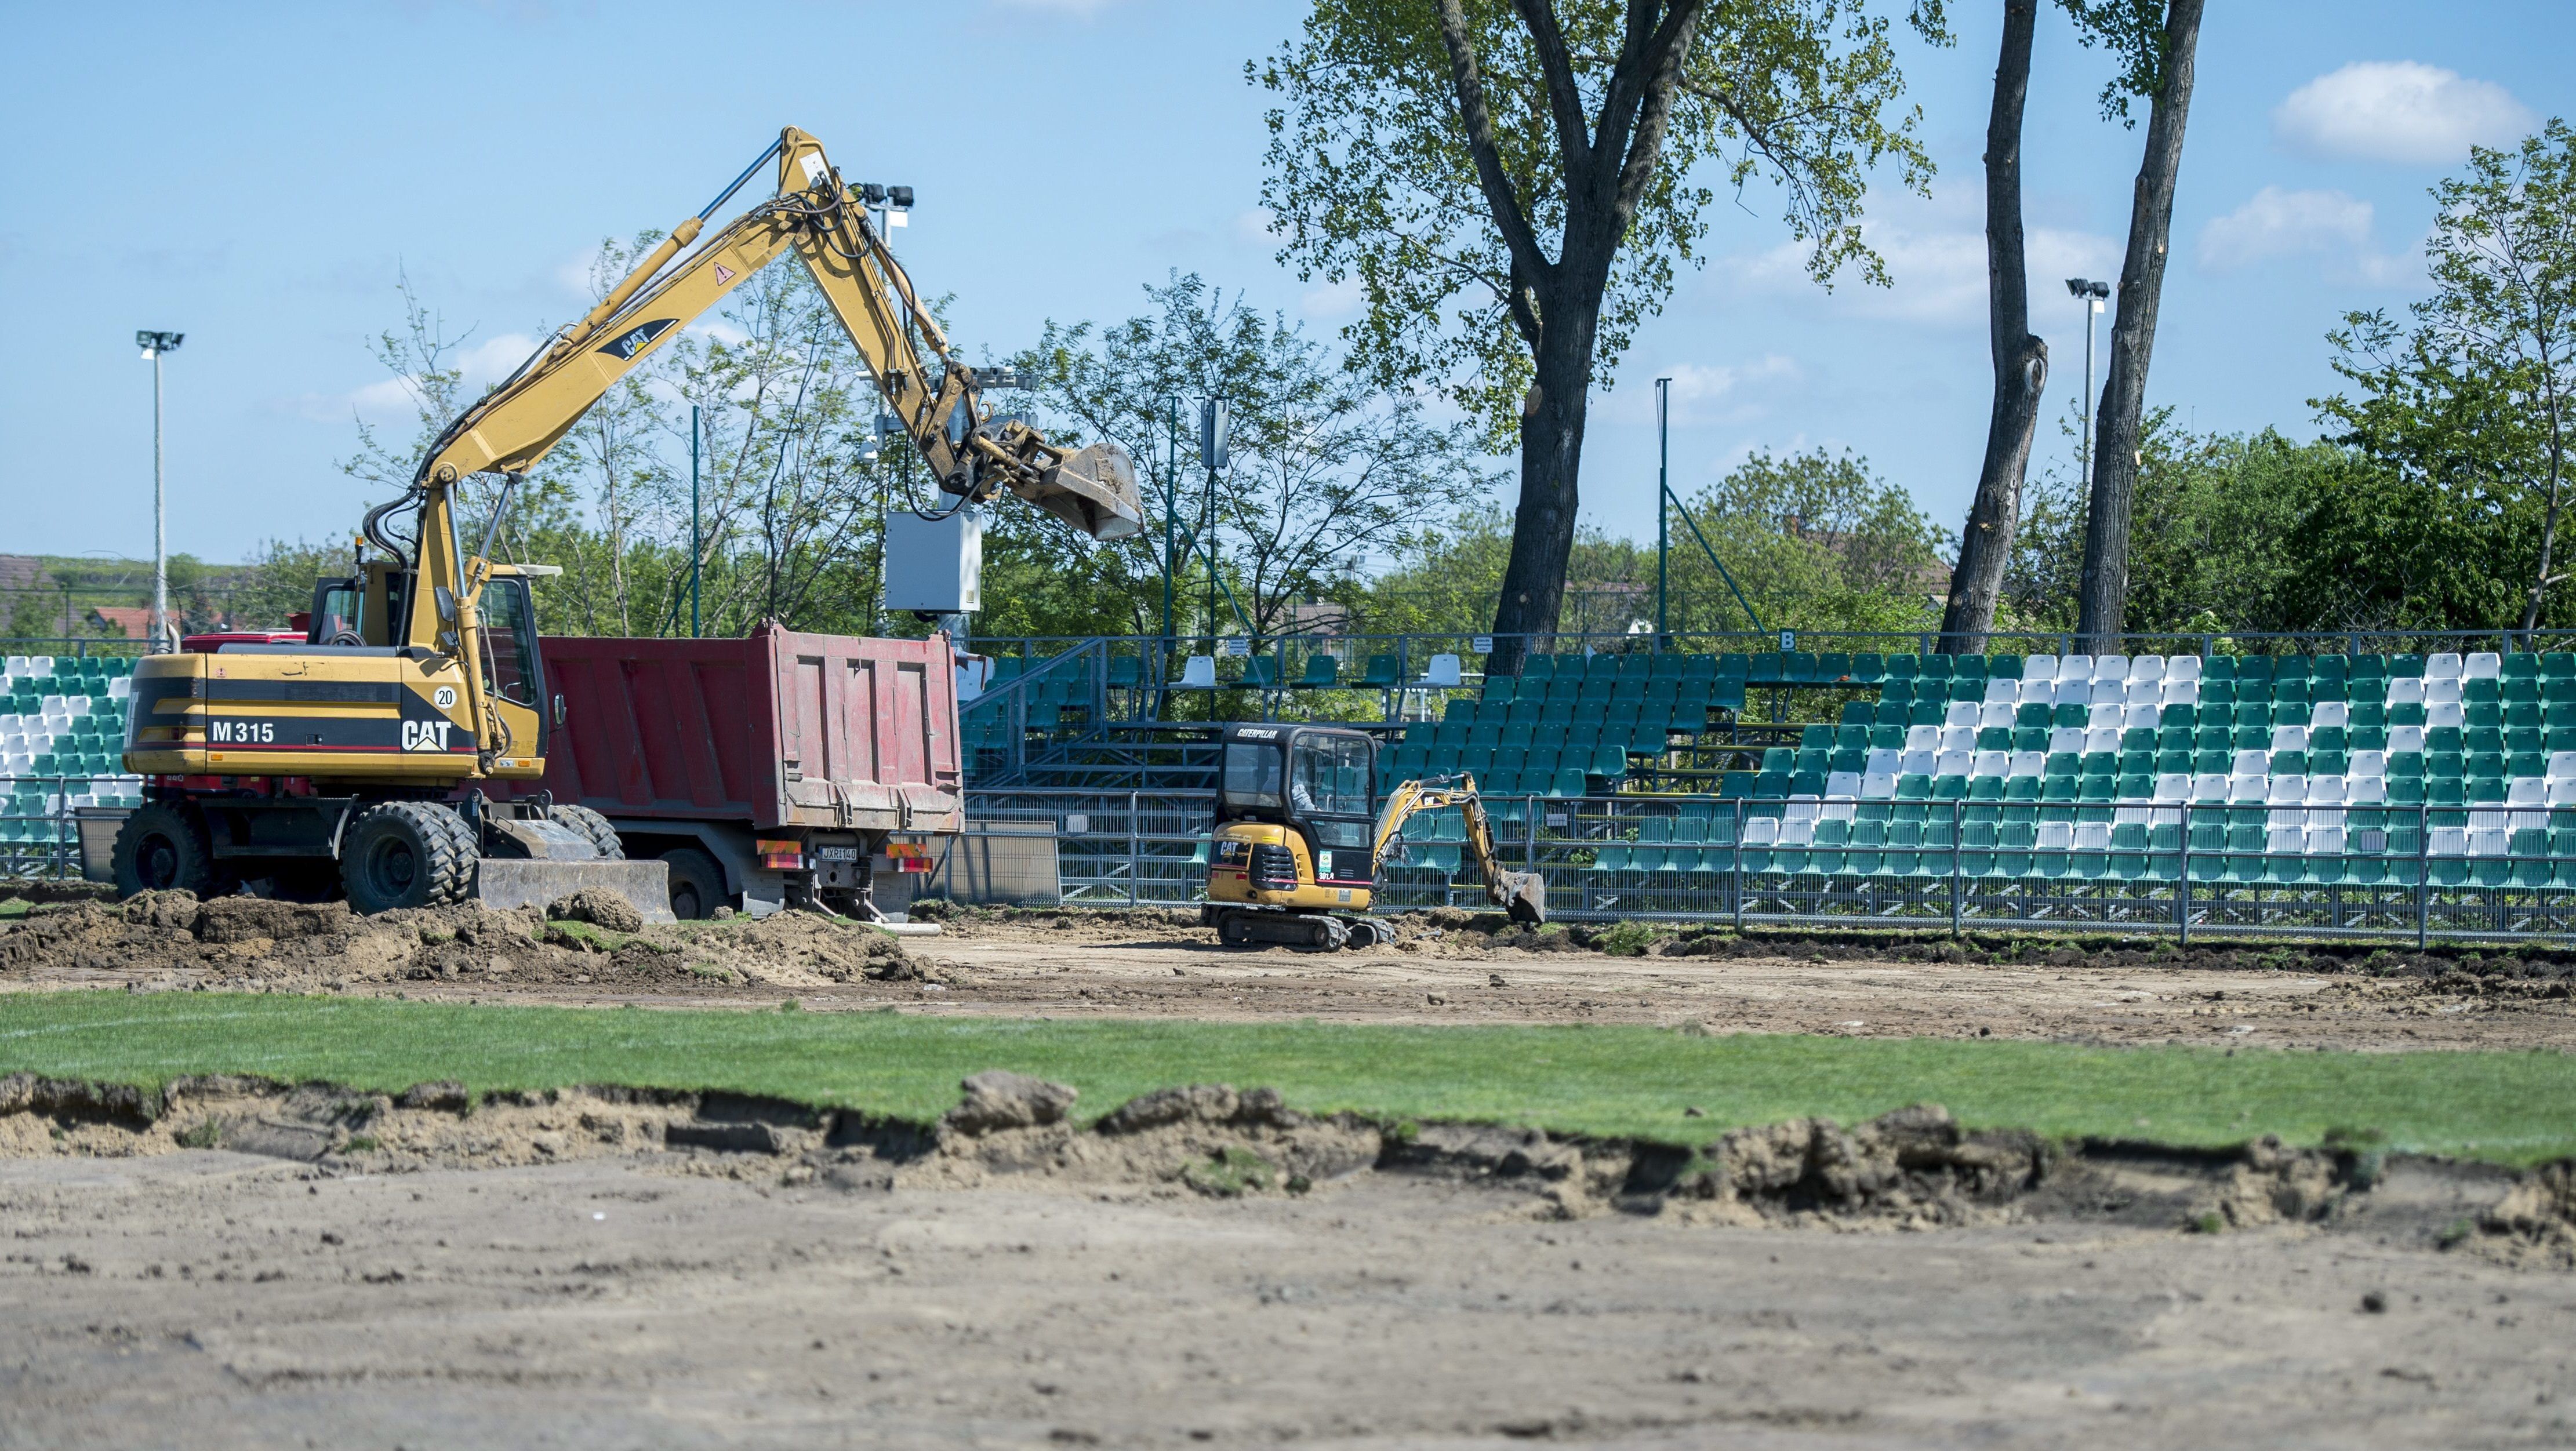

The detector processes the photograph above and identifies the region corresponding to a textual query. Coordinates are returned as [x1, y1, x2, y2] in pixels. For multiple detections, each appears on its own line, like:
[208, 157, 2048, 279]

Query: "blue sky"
[2, 0, 2566, 567]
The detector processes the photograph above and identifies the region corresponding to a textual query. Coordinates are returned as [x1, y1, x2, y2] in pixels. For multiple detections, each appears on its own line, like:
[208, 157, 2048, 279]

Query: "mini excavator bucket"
[1026, 441, 1147, 540]
[1496, 870, 1549, 926]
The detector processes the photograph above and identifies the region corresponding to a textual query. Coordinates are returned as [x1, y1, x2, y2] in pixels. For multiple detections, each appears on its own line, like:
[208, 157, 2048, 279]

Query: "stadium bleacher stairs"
[1, 654, 142, 874]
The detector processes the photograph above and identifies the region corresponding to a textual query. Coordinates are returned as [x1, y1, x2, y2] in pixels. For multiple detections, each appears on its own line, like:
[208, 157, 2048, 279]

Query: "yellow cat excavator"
[1203, 724, 1546, 950]
[114, 126, 1145, 916]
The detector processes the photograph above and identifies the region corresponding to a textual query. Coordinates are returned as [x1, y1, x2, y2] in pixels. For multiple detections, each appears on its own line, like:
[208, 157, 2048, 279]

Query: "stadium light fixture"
[2064, 279, 2110, 487]
[136, 331, 185, 652]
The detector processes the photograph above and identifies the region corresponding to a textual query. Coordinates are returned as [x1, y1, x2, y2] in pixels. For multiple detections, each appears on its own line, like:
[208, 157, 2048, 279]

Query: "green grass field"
[1, 991, 2569, 1164]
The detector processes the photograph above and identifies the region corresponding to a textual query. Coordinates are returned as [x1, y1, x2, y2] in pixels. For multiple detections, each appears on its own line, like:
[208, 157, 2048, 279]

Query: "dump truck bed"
[509, 623, 964, 835]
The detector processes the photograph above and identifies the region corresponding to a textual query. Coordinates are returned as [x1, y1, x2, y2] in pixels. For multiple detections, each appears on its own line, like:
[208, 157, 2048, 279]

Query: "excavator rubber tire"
[1343, 918, 1387, 950]
[547, 804, 626, 860]
[341, 801, 477, 914]
[112, 800, 238, 901]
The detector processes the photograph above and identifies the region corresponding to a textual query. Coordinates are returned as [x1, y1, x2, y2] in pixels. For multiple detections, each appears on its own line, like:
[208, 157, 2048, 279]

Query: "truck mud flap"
[472, 858, 676, 923]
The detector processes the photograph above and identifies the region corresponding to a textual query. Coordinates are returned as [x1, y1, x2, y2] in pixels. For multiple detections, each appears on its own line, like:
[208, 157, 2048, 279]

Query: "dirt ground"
[4, 891, 2573, 1051]
[2, 1138, 2570, 1449]
[6, 890, 2576, 1446]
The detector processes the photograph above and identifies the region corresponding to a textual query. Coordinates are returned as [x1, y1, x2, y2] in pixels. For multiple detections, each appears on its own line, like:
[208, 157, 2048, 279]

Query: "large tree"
[2070, 0, 2204, 652]
[1936, 0, 2046, 653]
[2319, 119, 2575, 635]
[1017, 274, 1491, 642]
[1254, 0, 1945, 674]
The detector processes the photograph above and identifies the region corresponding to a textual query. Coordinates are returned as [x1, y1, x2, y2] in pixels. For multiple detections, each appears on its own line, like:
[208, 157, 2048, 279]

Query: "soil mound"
[0, 893, 917, 995]
[0, 1071, 2541, 1252]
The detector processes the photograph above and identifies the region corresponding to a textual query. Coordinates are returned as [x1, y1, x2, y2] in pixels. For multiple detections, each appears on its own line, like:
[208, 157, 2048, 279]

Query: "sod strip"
[0, 992, 2570, 1165]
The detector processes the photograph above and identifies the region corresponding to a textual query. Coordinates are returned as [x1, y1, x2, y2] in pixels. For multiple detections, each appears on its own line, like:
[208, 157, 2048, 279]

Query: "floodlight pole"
[137, 330, 183, 653]
[1655, 376, 1672, 640]
[2066, 279, 2109, 488]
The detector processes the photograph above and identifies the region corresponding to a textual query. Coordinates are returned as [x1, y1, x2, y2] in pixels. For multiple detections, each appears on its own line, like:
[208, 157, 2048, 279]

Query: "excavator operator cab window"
[478, 577, 542, 709]
[1290, 732, 1374, 848]
[308, 580, 364, 646]
[1220, 737, 1284, 812]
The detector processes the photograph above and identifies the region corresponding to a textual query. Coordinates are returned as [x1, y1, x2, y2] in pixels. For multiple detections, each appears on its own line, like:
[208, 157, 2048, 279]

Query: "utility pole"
[2065, 279, 2109, 487]
[136, 330, 183, 652]
[1199, 398, 1227, 651]
[689, 403, 702, 639]
[1654, 376, 1671, 639]
[1162, 398, 1179, 646]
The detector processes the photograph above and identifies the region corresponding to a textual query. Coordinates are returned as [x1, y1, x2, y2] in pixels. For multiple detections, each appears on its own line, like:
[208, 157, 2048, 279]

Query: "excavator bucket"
[1498, 870, 1548, 925]
[1026, 440, 1147, 540]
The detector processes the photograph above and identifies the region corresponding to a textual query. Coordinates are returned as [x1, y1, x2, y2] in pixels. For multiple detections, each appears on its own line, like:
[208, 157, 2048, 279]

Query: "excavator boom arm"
[412, 128, 1143, 543]
[1371, 773, 1548, 924]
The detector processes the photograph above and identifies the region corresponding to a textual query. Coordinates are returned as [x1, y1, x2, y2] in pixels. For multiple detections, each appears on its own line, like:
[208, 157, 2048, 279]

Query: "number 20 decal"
[433, 686, 457, 709]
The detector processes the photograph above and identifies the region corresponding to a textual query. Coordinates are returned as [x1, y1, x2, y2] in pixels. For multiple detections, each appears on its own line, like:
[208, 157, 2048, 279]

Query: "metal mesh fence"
[954, 790, 2576, 945]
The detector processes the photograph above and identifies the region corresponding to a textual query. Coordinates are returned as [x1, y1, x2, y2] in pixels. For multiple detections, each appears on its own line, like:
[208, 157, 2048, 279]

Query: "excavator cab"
[1204, 725, 1390, 950]
[1201, 722, 1546, 950]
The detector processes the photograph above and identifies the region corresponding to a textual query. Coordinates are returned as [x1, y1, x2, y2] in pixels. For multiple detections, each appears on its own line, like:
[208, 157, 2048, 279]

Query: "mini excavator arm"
[377, 125, 1147, 763]
[1370, 773, 1549, 924]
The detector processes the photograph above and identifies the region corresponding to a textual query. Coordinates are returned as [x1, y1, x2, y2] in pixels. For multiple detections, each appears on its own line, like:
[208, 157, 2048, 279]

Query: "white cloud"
[1299, 276, 1365, 322]
[2198, 186, 2421, 285]
[1232, 208, 1278, 248]
[1723, 220, 2118, 328]
[2273, 61, 2534, 166]
[2199, 186, 2372, 268]
[1609, 355, 1804, 426]
[270, 332, 541, 424]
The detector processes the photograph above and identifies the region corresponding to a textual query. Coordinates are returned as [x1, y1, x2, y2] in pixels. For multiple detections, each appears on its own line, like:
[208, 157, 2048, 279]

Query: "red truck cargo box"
[519, 622, 962, 835]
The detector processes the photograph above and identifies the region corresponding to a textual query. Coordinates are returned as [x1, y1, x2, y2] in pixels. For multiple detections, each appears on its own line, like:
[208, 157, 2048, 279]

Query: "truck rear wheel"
[341, 802, 475, 913]
[112, 801, 236, 900]
[548, 805, 625, 860]
[660, 846, 726, 921]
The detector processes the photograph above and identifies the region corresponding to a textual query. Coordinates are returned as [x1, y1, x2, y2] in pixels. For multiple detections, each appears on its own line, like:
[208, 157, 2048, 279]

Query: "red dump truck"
[501, 623, 963, 920]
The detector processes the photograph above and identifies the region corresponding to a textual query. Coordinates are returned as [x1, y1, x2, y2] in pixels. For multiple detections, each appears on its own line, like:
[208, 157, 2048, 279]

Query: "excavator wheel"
[1343, 919, 1388, 950]
[341, 802, 478, 914]
[547, 805, 626, 860]
[112, 801, 238, 901]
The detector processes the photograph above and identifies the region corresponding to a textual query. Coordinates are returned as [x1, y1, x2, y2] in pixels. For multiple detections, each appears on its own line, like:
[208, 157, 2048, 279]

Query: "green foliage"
[1011, 272, 1492, 641]
[1594, 921, 1667, 958]
[2005, 410, 2359, 637]
[2055, 0, 2182, 123]
[2315, 118, 2576, 633]
[1252, 0, 1946, 444]
[1181, 1145, 1278, 1197]
[12, 990, 2576, 1163]
[1365, 447, 1944, 638]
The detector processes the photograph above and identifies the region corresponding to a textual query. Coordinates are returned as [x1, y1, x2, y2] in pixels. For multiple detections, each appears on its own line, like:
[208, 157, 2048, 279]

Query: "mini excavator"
[114, 126, 1145, 917]
[1203, 724, 1546, 950]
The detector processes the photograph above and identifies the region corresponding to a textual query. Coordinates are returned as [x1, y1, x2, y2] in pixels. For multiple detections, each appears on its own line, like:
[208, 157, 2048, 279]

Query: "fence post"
[2177, 801, 2191, 946]
[1127, 790, 1139, 908]
[1731, 798, 1746, 934]
[1948, 799, 1962, 938]
[2417, 802, 2430, 950]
